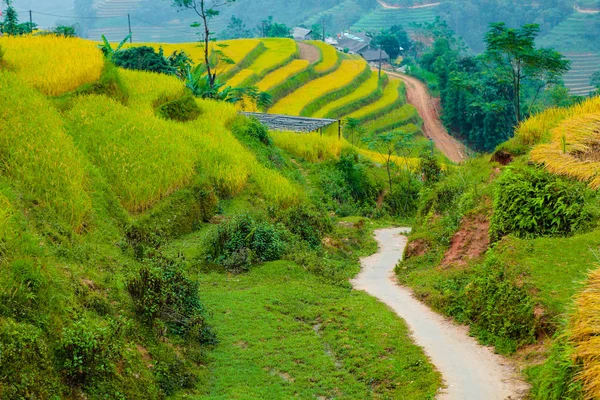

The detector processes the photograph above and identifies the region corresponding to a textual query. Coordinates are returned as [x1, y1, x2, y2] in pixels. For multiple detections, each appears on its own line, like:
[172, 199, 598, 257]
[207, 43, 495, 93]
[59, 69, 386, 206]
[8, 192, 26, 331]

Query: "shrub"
[419, 151, 443, 184]
[238, 117, 271, 145]
[202, 214, 286, 271]
[491, 165, 590, 241]
[57, 318, 121, 386]
[276, 203, 332, 247]
[113, 46, 176, 75]
[127, 256, 216, 343]
[385, 173, 422, 217]
[336, 149, 378, 204]
[0, 318, 63, 398]
[154, 94, 201, 122]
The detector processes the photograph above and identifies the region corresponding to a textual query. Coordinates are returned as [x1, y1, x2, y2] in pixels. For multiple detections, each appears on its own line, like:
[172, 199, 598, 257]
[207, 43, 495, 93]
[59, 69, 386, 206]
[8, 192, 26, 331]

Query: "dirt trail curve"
[352, 228, 529, 400]
[384, 70, 467, 163]
[377, 0, 441, 9]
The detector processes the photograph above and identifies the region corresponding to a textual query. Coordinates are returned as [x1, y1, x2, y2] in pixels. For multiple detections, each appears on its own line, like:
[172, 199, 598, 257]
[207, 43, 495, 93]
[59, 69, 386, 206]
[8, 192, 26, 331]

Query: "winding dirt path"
[384, 70, 467, 163]
[352, 228, 529, 400]
[377, 0, 441, 9]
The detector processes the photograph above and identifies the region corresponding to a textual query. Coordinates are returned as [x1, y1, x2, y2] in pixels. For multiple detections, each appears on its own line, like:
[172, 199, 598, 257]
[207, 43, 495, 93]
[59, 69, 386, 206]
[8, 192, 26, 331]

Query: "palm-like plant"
[98, 34, 131, 60]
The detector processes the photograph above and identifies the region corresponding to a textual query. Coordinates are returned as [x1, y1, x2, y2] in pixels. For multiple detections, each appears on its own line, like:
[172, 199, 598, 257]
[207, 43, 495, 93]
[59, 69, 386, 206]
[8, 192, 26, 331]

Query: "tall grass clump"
[0, 71, 91, 231]
[0, 35, 103, 96]
[531, 113, 600, 189]
[515, 96, 600, 146]
[66, 95, 196, 213]
[270, 59, 368, 116]
[569, 266, 600, 399]
[271, 131, 348, 162]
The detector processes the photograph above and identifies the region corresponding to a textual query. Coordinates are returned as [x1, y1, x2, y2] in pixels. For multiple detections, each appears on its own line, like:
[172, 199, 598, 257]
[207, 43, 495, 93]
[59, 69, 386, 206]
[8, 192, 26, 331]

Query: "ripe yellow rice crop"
[307, 40, 339, 73]
[227, 69, 255, 87]
[569, 266, 600, 399]
[270, 59, 367, 115]
[256, 59, 310, 91]
[313, 72, 381, 118]
[119, 68, 184, 115]
[359, 149, 419, 170]
[0, 71, 92, 231]
[516, 96, 600, 146]
[530, 113, 600, 188]
[362, 104, 420, 133]
[271, 131, 349, 162]
[347, 79, 402, 120]
[0, 35, 103, 96]
[226, 38, 297, 86]
[131, 39, 261, 75]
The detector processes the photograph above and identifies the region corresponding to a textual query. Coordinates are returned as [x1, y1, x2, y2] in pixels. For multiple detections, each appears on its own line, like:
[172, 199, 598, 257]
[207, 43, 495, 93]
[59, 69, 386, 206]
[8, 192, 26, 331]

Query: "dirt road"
[376, 0, 441, 9]
[352, 228, 529, 400]
[385, 70, 467, 163]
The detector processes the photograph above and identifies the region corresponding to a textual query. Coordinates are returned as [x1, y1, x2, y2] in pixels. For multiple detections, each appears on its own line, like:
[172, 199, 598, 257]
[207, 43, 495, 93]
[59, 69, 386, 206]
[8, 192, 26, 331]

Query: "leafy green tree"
[484, 23, 570, 123]
[113, 46, 176, 75]
[389, 24, 412, 55]
[52, 25, 77, 37]
[343, 117, 364, 147]
[373, 32, 401, 60]
[170, 0, 236, 87]
[220, 15, 252, 39]
[261, 16, 291, 38]
[1, 0, 36, 35]
[363, 130, 413, 194]
[310, 23, 322, 40]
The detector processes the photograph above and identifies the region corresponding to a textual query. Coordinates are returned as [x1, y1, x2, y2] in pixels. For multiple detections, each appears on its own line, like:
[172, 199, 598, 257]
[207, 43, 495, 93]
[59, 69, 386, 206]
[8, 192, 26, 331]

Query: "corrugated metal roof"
[240, 112, 338, 132]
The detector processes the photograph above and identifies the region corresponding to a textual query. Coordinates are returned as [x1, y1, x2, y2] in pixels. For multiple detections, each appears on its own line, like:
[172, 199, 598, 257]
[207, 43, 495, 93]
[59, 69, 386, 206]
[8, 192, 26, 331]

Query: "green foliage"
[528, 335, 584, 400]
[261, 16, 292, 37]
[0, 0, 36, 35]
[154, 93, 202, 122]
[276, 203, 332, 248]
[591, 70, 600, 90]
[419, 150, 443, 184]
[202, 214, 286, 271]
[0, 318, 63, 398]
[73, 61, 130, 105]
[98, 34, 131, 60]
[113, 46, 176, 75]
[57, 317, 121, 386]
[52, 25, 77, 37]
[220, 15, 252, 39]
[490, 165, 591, 241]
[385, 172, 422, 217]
[238, 116, 271, 145]
[127, 255, 216, 343]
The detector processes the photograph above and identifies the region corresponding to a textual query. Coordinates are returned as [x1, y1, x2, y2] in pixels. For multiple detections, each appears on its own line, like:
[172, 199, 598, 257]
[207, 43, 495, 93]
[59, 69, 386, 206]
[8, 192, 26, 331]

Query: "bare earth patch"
[298, 42, 320, 64]
[441, 214, 490, 268]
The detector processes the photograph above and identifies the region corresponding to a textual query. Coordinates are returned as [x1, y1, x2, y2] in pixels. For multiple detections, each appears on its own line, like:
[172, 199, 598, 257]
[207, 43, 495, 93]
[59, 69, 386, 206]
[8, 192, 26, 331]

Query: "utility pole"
[29, 10, 33, 33]
[322, 18, 325, 41]
[127, 14, 132, 43]
[378, 47, 382, 79]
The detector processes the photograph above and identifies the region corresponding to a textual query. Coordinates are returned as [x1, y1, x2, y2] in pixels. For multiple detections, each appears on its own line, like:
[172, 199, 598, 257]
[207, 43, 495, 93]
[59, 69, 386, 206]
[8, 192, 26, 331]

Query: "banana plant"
[98, 33, 132, 60]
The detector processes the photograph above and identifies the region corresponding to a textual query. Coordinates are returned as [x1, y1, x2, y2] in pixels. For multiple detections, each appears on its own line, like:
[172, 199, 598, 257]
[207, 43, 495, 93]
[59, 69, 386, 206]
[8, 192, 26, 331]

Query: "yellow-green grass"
[0, 193, 14, 241]
[271, 131, 349, 162]
[347, 79, 403, 121]
[362, 104, 420, 134]
[0, 35, 103, 96]
[515, 96, 600, 146]
[312, 72, 381, 118]
[256, 60, 310, 91]
[66, 95, 197, 213]
[0, 71, 91, 231]
[132, 39, 262, 75]
[270, 59, 367, 116]
[530, 113, 600, 189]
[73, 69, 298, 208]
[359, 148, 419, 170]
[307, 40, 340, 73]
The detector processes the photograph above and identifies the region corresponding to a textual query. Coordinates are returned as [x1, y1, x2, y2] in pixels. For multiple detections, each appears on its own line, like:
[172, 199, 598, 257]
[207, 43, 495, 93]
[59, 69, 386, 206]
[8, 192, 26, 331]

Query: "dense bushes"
[154, 93, 201, 122]
[276, 203, 332, 248]
[202, 214, 286, 271]
[127, 256, 216, 343]
[113, 46, 175, 75]
[491, 165, 592, 241]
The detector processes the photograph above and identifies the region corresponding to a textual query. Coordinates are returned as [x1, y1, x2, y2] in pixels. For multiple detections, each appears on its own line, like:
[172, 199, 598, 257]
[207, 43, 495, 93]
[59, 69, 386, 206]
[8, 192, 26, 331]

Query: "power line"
[18, 10, 121, 19]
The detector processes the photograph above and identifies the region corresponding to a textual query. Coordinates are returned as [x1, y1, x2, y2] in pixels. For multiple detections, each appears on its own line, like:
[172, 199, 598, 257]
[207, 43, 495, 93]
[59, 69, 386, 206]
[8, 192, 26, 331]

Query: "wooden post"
[320, 127, 323, 136]
[322, 18, 325, 41]
[338, 120, 341, 139]
[29, 10, 33, 33]
[128, 14, 132, 43]
[378, 48, 382, 79]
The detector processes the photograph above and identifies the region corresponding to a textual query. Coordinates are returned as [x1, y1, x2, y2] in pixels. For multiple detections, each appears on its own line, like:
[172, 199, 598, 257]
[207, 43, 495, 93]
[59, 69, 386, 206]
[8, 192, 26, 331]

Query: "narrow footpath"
[352, 228, 529, 400]
[384, 70, 467, 163]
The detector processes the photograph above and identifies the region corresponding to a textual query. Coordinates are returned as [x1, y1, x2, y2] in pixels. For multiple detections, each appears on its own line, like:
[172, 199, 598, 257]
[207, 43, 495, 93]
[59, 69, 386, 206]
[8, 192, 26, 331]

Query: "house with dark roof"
[292, 27, 312, 41]
[334, 32, 390, 63]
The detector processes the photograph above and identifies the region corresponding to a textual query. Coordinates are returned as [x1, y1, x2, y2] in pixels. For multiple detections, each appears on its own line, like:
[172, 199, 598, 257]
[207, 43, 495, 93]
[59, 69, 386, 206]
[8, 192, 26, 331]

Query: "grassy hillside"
[395, 95, 600, 400]
[0, 34, 442, 399]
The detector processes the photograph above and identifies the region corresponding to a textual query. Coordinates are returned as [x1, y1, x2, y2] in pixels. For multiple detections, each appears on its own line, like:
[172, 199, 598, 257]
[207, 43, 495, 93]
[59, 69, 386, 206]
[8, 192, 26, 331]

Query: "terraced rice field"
[562, 53, 600, 96]
[352, 5, 438, 31]
[347, 79, 404, 121]
[256, 60, 311, 91]
[269, 59, 367, 115]
[312, 72, 382, 118]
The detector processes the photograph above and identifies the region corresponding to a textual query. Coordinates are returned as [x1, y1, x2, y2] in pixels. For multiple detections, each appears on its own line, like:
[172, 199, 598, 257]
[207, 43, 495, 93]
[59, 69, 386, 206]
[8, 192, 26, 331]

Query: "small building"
[292, 27, 312, 41]
[335, 32, 371, 54]
[361, 48, 390, 63]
